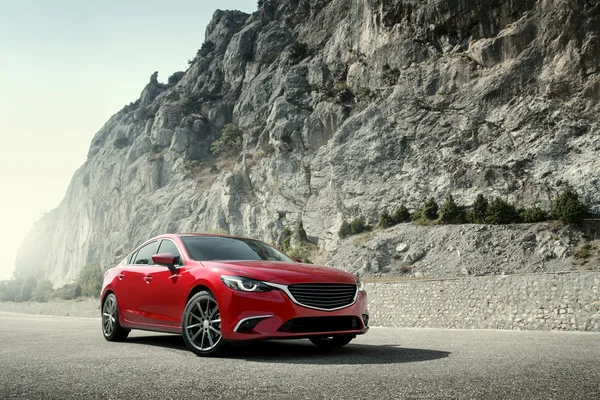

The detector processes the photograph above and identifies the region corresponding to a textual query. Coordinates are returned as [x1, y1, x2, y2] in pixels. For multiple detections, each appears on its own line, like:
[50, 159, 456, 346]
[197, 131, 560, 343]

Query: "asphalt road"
[0, 312, 599, 399]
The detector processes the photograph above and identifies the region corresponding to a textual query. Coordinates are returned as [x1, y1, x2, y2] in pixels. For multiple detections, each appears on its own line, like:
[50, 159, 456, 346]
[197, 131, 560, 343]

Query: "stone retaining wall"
[366, 272, 600, 331]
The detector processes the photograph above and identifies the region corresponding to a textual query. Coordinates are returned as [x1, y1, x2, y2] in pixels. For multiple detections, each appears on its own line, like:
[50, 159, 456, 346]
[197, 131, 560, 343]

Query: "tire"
[182, 291, 225, 357]
[102, 293, 130, 341]
[309, 335, 354, 349]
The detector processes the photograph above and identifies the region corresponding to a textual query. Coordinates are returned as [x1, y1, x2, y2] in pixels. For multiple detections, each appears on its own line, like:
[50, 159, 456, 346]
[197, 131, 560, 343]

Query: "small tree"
[485, 198, 521, 224]
[338, 221, 351, 238]
[31, 280, 54, 303]
[211, 124, 244, 157]
[378, 210, 395, 228]
[466, 194, 489, 223]
[439, 194, 461, 224]
[77, 264, 103, 298]
[392, 205, 411, 224]
[422, 198, 439, 220]
[551, 187, 587, 224]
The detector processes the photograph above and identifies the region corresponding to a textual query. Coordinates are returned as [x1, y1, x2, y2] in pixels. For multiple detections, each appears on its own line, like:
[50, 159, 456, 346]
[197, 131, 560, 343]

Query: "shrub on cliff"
[54, 283, 82, 300]
[378, 210, 395, 228]
[422, 198, 439, 220]
[198, 40, 215, 57]
[211, 124, 243, 157]
[338, 221, 351, 238]
[551, 187, 587, 224]
[167, 71, 185, 86]
[350, 217, 368, 234]
[392, 205, 411, 224]
[288, 41, 309, 64]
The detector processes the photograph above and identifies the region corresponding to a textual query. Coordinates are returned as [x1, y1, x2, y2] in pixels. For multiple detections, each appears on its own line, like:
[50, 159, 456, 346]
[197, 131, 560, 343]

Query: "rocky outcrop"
[16, 0, 600, 286]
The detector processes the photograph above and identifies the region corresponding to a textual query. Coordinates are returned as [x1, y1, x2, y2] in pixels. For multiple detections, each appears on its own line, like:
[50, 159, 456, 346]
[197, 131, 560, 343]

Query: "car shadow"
[125, 334, 450, 365]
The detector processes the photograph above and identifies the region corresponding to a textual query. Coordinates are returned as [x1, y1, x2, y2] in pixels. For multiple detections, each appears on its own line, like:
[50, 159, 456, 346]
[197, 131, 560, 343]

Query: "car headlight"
[221, 276, 272, 292]
[357, 280, 365, 291]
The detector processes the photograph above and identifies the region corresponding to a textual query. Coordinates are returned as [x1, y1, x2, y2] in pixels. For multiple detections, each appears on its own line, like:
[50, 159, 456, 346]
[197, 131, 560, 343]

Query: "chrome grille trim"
[266, 282, 358, 311]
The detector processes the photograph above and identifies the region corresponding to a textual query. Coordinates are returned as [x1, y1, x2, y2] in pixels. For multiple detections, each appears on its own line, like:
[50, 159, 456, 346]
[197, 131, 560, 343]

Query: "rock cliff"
[17, 0, 600, 286]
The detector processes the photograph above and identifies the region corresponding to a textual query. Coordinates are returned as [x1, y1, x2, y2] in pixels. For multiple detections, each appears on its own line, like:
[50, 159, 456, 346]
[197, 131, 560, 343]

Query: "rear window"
[180, 236, 293, 262]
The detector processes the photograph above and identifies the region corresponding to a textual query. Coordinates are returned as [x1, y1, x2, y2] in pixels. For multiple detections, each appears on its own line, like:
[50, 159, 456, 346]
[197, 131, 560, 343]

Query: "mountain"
[16, 0, 600, 286]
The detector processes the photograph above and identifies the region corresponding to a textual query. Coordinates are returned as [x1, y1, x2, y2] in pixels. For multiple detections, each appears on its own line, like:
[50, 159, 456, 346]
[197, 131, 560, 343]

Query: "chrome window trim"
[233, 315, 274, 332]
[265, 282, 359, 312]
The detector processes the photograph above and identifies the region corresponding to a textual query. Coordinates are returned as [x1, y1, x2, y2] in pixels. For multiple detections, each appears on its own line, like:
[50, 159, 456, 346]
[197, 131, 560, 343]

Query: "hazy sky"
[0, 0, 256, 281]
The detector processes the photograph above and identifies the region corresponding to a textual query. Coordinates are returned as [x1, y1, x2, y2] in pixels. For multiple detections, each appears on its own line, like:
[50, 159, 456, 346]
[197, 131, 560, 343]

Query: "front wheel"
[102, 293, 130, 341]
[309, 335, 354, 349]
[182, 291, 225, 356]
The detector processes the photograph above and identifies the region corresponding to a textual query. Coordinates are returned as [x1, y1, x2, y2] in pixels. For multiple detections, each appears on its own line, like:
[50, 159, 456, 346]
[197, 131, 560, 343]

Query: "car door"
[117, 240, 158, 324]
[140, 238, 189, 328]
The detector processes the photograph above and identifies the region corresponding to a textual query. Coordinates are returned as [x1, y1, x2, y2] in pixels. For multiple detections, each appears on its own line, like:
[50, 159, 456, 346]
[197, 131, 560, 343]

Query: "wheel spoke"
[208, 326, 221, 336]
[207, 330, 214, 347]
[186, 323, 202, 330]
[196, 302, 207, 319]
[209, 319, 221, 324]
[190, 328, 202, 342]
[189, 312, 203, 322]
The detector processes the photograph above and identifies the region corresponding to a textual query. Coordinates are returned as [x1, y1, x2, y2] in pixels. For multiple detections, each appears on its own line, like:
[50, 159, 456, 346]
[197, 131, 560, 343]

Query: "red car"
[101, 234, 369, 356]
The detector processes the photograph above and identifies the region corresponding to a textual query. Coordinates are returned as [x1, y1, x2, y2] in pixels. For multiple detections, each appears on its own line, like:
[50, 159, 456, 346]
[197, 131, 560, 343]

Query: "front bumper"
[219, 286, 369, 341]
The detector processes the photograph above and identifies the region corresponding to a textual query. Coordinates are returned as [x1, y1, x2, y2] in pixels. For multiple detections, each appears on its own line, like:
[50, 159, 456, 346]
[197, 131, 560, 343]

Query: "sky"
[0, 0, 256, 281]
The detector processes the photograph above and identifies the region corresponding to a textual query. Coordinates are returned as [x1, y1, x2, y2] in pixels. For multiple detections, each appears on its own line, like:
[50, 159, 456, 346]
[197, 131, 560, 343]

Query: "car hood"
[201, 260, 358, 285]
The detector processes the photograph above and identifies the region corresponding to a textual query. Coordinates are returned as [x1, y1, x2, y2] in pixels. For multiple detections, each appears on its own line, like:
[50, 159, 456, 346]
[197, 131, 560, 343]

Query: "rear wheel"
[102, 293, 130, 341]
[309, 335, 354, 349]
[182, 291, 224, 357]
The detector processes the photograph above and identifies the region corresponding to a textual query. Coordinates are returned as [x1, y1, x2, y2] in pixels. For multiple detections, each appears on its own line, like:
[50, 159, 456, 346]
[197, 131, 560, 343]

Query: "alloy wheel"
[184, 296, 222, 352]
[102, 295, 117, 337]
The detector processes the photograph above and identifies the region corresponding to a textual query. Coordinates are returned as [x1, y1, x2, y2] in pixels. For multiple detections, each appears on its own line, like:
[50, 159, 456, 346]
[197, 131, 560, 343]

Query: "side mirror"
[292, 257, 302, 263]
[152, 253, 178, 274]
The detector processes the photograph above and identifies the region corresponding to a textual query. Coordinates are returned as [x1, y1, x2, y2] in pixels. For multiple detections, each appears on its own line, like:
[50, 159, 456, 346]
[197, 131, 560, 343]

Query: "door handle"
[117, 273, 125, 280]
[143, 275, 153, 284]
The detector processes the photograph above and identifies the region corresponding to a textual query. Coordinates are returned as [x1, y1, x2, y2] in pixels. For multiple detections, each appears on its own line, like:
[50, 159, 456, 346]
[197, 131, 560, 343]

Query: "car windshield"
[180, 236, 294, 262]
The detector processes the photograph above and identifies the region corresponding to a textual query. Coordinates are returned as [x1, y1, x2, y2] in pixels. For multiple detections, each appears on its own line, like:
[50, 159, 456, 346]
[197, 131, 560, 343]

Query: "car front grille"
[278, 316, 362, 333]
[287, 283, 357, 310]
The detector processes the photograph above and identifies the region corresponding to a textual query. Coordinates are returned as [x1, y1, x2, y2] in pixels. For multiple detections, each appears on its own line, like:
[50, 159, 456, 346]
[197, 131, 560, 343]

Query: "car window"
[127, 250, 138, 265]
[133, 241, 158, 265]
[181, 236, 293, 262]
[157, 239, 183, 266]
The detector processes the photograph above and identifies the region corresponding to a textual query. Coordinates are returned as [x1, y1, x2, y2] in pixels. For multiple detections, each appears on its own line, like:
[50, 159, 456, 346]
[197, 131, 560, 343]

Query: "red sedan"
[101, 234, 369, 356]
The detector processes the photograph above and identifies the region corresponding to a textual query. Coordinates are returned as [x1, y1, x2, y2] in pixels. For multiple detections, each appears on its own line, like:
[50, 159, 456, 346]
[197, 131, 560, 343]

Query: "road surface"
[0, 312, 598, 399]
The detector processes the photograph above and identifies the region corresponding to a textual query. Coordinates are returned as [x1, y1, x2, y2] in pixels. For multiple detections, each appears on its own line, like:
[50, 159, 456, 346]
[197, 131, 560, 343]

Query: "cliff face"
[17, 0, 600, 286]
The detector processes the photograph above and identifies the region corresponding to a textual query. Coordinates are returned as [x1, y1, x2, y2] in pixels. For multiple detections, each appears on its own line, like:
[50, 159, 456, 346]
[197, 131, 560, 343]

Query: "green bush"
[167, 71, 185, 86]
[439, 194, 462, 224]
[286, 242, 316, 264]
[211, 124, 244, 157]
[378, 210, 395, 228]
[338, 221, 351, 238]
[77, 264, 103, 298]
[485, 198, 522, 224]
[198, 40, 215, 57]
[422, 198, 439, 220]
[31, 280, 54, 303]
[54, 283, 82, 300]
[551, 187, 587, 224]
[289, 41, 308, 64]
[520, 207, 548, 223]
[392, 206, 411, 224]
[113, 137, 130, 149]
[350, 217, 367, 234]
[466, 194, 489, 223]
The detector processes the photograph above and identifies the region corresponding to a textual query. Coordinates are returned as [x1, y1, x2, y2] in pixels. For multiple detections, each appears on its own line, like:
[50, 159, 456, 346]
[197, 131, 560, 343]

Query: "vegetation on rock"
[211, 124, 243, 157]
